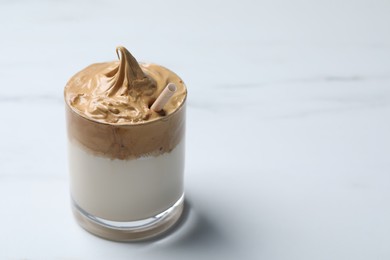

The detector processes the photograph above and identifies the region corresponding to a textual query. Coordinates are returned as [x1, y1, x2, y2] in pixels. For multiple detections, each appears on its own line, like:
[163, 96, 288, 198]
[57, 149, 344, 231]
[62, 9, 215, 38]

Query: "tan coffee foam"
[66, 104, 185, 160]
[64, 46, 187, 159]
[64, 46, 186, 124]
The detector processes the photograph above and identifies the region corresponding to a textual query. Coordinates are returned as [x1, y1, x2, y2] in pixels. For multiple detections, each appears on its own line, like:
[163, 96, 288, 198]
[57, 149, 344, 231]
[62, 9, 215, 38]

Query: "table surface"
[1, 0, 389, 259]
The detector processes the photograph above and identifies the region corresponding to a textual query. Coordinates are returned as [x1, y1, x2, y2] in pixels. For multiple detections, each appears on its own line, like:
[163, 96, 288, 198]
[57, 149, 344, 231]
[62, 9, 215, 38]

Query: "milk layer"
[68, 141, 185, 222]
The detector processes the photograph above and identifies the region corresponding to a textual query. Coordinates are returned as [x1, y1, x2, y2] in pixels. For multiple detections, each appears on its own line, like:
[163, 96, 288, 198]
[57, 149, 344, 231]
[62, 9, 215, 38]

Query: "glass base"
[71, 195, 184, 242]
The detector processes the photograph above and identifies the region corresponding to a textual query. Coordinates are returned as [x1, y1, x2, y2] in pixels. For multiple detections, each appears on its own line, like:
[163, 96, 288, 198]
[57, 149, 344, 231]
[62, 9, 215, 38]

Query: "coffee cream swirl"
[65, 46, 186, 124]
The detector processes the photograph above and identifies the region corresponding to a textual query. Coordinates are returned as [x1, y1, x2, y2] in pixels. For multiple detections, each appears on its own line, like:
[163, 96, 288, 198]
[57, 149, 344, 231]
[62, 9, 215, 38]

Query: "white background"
[0, 0, 389, 259]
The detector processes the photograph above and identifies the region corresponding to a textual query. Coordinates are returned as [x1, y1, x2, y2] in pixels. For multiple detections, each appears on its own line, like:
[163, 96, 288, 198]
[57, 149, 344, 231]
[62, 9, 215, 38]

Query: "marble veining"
[0, 94, 63, 103]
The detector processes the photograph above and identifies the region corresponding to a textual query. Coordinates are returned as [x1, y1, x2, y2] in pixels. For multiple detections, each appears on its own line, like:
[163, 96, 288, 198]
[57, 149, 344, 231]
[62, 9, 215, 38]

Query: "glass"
[65, 99, 186, 241]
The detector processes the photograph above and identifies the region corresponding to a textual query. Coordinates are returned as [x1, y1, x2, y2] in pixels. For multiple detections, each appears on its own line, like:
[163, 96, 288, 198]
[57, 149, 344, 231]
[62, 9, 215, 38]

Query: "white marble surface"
[1, 0, 389, 259]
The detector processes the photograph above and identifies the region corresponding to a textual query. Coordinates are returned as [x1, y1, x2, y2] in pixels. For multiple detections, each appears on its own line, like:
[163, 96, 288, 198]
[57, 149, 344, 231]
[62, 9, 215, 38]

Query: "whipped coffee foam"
[64, 46, 187, 159]
[65, 46, 186, 124]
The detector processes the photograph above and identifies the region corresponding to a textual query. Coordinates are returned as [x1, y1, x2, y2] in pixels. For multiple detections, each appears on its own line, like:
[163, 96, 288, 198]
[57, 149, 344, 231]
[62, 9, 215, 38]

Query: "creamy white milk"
[68, 141, 185, 222]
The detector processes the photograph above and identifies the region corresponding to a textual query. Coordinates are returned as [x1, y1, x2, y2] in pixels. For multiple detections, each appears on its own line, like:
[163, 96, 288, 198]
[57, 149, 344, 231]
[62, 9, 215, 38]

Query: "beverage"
[64, 46, 187, 241]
